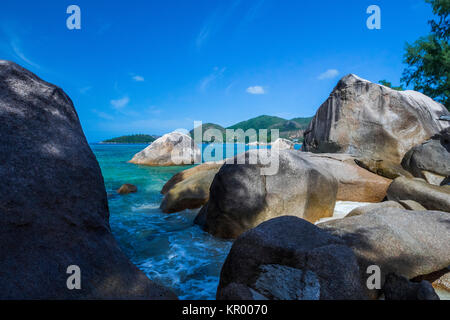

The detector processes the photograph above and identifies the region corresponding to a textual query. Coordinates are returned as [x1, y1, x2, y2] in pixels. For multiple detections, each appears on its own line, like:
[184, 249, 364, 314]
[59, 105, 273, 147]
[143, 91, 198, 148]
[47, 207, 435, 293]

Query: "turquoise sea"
[91, 143, 301, 300]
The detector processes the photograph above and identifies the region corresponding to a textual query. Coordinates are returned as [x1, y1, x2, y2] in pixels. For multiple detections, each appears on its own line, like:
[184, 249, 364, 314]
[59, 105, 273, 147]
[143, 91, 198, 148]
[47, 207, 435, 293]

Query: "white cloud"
[246, 86, 265, 95]
[110, 96, 130, 109]
[132, 75, 145, 82]
[318, 69, 339, 80]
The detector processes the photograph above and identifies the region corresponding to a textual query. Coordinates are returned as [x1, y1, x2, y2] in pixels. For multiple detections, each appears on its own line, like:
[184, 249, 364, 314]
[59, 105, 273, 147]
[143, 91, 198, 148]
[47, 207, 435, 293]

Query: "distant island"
[101, 134, 158, 144]
[101, 115, 313, 144]
[190, 115, 313, 143]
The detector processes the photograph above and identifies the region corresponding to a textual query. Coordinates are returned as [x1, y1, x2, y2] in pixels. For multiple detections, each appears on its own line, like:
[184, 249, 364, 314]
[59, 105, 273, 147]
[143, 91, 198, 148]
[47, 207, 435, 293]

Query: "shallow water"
[91, 144, 233, 300]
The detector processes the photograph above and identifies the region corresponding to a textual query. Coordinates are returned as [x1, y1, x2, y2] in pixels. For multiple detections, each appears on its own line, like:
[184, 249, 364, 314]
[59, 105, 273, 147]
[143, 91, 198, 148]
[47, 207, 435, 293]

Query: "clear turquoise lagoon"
[91, 143, 301, 300]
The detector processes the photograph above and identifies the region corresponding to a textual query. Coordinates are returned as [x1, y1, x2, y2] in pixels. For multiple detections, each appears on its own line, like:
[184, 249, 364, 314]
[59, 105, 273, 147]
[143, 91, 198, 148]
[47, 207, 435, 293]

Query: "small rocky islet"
[1, 60, 449, 300]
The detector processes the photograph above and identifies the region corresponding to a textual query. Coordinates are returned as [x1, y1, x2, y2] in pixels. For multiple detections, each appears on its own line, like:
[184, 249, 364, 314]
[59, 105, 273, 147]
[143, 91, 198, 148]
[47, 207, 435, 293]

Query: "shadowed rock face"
[319, 209, 450, 299]
[401, 127, 450, 183]
[217, 216, 367, 300]
[302, 74, 450, 163]
[195, 150, 338, 239]
[0, 61, 176, 299]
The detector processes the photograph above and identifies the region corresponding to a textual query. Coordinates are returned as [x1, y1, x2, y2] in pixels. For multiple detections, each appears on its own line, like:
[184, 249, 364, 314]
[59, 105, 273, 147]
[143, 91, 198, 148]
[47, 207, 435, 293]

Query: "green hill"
[227, 115, 287, 131]
[190, 123, 226, 138]
[101, 134, 157, 144]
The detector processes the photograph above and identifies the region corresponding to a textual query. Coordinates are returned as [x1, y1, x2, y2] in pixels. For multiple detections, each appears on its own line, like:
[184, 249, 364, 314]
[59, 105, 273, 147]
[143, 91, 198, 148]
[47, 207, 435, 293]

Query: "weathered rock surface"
[413, 267, 450, 293]
[355, 158, 413, 180]
[383, 273, 439, 300]
[117, 184, 138, 195]
[302, 74, 449, 163]
[0, 60, 176, 299]
[401, 128, 450, 184]
[442, 176, 450, 186]
[387, 176, 450, 212]
[129, 132, 201, 166]
[195, 150, 338, 239]
[301, 153, 391, 202]
[319, 209, 450, 298]
[160, 164, 220, 213]
[346, 201, 404, 217]
[397, 200, 427, 211]
[270, 138, 295, 150]
[217, 216, 367, 300]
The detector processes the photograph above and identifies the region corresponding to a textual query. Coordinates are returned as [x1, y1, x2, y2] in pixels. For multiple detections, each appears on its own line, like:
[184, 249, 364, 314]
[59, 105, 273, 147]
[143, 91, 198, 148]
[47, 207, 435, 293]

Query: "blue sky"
[0, 0, 435, 142]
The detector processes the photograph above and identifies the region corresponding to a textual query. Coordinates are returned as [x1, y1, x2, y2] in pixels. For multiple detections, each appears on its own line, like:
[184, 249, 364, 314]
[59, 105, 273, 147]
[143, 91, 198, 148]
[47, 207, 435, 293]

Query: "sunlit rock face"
[303, 74, 450, 164]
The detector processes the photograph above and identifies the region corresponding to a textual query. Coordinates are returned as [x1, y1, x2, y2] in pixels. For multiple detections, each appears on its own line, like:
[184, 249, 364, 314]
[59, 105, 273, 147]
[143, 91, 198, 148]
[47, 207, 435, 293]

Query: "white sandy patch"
[316, 201, 372, 224]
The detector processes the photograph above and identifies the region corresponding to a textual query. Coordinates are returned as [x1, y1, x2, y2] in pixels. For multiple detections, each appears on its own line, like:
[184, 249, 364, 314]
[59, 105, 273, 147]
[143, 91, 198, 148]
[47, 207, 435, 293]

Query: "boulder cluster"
[161, 73, 450, 300]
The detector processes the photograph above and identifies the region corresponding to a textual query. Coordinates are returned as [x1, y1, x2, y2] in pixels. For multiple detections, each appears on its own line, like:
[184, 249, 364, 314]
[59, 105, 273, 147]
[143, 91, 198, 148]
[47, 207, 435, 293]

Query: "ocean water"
[91, 143, 276, 300]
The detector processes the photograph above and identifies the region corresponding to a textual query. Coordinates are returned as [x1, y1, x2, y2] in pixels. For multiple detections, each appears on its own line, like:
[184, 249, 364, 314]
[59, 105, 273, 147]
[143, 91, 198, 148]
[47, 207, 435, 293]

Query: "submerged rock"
[129, 131, 201, 166]
[387, 176, 450, 212]
[217, 216, 367, 300]
[0, 60, 176, 299]
[303, 74, 449, 163]
[195, 150, 338, 239]
[117, 183, 138, 195]
[319, 208, 450, 298]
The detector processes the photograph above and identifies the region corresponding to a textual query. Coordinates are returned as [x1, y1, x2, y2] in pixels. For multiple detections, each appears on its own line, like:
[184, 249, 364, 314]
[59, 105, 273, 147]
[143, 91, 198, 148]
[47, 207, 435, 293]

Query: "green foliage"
[402, 0, 450, 110]
[379, 80, 404, 91]
[102, 134, 156, 144]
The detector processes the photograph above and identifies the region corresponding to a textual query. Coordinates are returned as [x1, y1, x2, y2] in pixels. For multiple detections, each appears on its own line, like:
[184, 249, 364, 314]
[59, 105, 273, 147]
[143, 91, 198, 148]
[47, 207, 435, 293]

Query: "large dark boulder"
[387, 176, 450, 212]
[217, 216, 367, 300]
[195, 150, 338, 239]
[383, 273, 439, 300]
[401, 128, 450, 185]
[0, 61, 176, 299]
[303, 74, 449, 163]
[319, 209, 450, 298]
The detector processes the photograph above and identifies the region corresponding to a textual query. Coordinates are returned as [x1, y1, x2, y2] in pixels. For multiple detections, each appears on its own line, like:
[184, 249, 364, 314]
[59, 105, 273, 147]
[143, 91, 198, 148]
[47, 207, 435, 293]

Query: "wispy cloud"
[132, 75, 145, 82]
[199, 67, 226, 92]
[110, 96, 130, 109]
[318, 69, 339, 80]
[195, 0, 242, 49]
[246, 86, 265, 95]
[92, 109, 114, 120]
[80, 86, 92, 94]
[0, 25, 40, 69]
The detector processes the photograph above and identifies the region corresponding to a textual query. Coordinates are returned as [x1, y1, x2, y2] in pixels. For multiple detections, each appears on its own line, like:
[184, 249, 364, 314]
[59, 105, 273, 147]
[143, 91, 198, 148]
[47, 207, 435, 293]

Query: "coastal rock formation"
[217, 216, 367, 300]
[413, 267, 450, 294]
[195, 150, 338, 239]
[345, 201, 404, 217]
[319, 209, 450, 298]
[301, 153, 391, 202]
[383, 273, 439, 300]
[354, 158, 413, 180]
[387, 176, 450, 212]
[160, 163, 222, 213]
[117, 184, 138, 195]
[270, 138, 295, 150]
[397, 200, 426, 211]
[129, 132, 201, 166]
[442, 176, 450, 186]
[302, 74, 449, 163]
[401, 128, 450, 185]
[0, 60, 176, 299]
